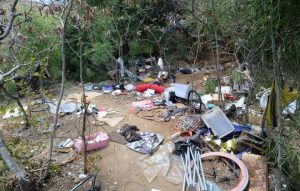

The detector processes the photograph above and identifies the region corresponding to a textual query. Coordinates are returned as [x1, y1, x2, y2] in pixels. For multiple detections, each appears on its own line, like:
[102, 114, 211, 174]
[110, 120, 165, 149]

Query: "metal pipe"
[182, 169, 186, 191]
[189, 147, 204, 190]
[193, 156, 196, 186]
[185, 152, 191, 186]
[187, 148, 192, 185]
[197, 150, 207, 191]
[181, 153, 190, 186]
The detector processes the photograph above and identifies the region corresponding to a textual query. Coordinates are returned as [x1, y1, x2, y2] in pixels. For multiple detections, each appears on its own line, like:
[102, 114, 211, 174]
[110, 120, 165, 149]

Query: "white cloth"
[158, 57, 164, 70]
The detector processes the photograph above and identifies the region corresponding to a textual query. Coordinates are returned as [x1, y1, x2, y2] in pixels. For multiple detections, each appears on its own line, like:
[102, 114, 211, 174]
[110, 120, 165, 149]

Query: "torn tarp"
[262, 80, 299, 130]
[127, 132, 164, 154]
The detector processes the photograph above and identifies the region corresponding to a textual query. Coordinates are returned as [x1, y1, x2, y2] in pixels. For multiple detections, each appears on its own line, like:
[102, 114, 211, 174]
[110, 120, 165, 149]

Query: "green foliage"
[129, 40, 154, 56]
[49, 163, 59, 175]
[4, 137, 45, 168]
[19, 12, 61, 81]
[3, 81, 18, 96]
[231, 70, 243, 83]
[205, 78, 216, 94]
[0, 160, 8, 176]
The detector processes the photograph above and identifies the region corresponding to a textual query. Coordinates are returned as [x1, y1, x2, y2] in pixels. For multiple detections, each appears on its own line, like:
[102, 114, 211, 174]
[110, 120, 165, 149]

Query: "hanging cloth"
[262, 80, 298, 131]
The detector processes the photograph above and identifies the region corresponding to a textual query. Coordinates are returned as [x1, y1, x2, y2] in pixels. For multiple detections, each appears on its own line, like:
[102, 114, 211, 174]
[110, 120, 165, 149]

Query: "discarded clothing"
[136, 84, 165, 94]
[157, 57, 164, 70]
[120, 124, 141, 142]
[152, 98, 165, 106]
[102, 85, 113, 93]
[233, 123, 251, 134]
[164, 107, 188, 122]
[127, 132, 164, 154]
[125, 84, 135, 91]
[143, 89, 156, 97]
[158, 71, 168, 80]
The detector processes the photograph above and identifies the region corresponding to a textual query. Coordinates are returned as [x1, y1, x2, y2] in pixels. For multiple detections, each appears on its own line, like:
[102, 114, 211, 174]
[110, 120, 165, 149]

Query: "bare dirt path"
[61, 86, 180, 191]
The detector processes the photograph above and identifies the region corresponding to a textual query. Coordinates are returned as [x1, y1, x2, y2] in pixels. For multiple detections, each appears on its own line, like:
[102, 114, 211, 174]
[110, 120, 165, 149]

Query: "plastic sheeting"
[137, 142, 184, 184]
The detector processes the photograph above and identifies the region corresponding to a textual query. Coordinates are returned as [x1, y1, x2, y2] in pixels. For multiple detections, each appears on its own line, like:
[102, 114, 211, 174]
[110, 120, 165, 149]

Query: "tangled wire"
[176, 115, 201, 132]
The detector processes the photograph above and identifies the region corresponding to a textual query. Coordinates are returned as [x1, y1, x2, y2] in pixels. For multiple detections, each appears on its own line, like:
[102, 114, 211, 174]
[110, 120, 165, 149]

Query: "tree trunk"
[0, 134, 36, 191]
[271, 32, 283, 191]
[79, 27, 87, 174]
[45, 0, 74, 178]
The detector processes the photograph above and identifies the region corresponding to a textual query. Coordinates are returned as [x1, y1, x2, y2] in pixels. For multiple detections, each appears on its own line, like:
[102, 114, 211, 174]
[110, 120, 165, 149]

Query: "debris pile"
[1, 56, 298, 191]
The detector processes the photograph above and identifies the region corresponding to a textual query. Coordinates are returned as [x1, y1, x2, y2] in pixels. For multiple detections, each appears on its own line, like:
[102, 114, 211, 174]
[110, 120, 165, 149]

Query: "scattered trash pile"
[1, 56, 298, 191]
[99, 58, 297, 191]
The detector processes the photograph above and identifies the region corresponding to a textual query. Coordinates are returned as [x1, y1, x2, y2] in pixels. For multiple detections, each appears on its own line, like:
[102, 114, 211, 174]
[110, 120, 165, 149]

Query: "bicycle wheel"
[187, 90, 203, 113]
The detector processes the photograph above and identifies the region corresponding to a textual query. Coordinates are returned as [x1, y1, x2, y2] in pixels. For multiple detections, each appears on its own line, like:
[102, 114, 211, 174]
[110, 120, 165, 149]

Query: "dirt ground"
[59, 86, 181, 191]
[45, 64, 234, 191]
[1, 54, 241, 191]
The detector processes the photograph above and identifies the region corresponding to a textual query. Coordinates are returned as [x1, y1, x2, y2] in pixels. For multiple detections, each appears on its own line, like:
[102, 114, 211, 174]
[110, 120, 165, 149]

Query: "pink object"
[136, 84, 165, 94]
[99, 107, 106, 112]
[132, 100, 153, 110]
[74, 131, 109, 152]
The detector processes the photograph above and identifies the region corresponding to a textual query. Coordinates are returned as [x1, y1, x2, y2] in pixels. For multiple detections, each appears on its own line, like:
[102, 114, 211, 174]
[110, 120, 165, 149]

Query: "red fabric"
[135, 84, 165, 94]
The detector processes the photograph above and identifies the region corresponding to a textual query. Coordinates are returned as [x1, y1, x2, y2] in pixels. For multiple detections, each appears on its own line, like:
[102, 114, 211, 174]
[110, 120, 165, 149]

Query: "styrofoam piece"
[215, 86, 231, 94]
[201, 106, 234, 138]
[235, 96, 245, 108]
[174, 83, 192, 100]
[201, 94, 213, 106]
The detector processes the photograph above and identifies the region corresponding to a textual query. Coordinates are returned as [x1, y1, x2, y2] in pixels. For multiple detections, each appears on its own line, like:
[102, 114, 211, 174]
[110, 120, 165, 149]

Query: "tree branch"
[0, 0, 19, 41]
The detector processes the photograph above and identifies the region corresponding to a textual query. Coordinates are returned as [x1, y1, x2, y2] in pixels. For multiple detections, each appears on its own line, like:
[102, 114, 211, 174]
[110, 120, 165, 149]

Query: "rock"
[242, 153, 268, 191]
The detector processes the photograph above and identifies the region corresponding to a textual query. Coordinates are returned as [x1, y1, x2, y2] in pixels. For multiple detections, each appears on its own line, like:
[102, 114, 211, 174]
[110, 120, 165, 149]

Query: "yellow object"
[220, 139, 237, 152]
[142, 77, 154, 83]
[263, 80, 299, 129]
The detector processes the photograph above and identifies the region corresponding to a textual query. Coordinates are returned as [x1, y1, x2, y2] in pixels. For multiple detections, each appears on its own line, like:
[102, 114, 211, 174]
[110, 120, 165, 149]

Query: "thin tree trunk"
[214, 31, 223, 108]
[79, 27, 88, 174]
[45, 0, 73, 178]
[272, 32, 283, 191]
[0, 133, 36, 191]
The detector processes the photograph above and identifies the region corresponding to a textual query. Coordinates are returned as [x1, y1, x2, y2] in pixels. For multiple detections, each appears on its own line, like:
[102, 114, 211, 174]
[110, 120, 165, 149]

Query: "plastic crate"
[201, 106, 234, 138]
[74, 131, 109, 152]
